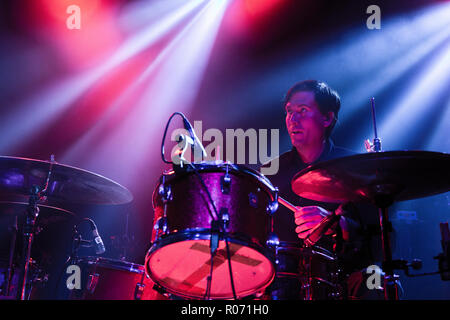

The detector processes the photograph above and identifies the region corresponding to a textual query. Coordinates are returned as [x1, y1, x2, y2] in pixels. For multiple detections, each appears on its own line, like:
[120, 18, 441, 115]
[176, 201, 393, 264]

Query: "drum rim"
[152, 162, 278, 209]
[145, 230, 276, 300]
[270, 241, 337, 261]
[74, 256, 145, 274]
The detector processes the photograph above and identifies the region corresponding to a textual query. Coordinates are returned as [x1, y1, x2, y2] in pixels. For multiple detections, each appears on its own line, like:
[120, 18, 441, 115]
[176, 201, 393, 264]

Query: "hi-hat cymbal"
[292, 151, 450, 205]
[0, 156, 133, 206]
[0, 201, 74, 226]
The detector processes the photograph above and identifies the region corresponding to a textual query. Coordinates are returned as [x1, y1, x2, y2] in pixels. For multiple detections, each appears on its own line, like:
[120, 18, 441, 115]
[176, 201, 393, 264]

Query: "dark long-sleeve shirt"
[261, 140, 383, 272]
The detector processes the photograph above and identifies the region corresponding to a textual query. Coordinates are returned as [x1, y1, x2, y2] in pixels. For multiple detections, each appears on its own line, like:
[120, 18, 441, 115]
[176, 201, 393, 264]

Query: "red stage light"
[223, 0, 287, 40]
[243, 0, 285, 17]
[22, 0, 122, 69]
[37, 0, 104, 24]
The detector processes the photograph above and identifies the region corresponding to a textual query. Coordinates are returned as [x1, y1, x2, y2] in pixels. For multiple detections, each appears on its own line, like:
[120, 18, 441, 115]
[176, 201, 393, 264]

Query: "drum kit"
[0, 122, 449, 301]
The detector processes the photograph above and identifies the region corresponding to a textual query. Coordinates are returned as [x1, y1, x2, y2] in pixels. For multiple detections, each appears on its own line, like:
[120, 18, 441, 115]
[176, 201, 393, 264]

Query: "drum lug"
[266, 232, 280, 247]
[134, 282, 145, 300]
[219, 208, 230, 230]
[154, 217, 169, 238]
[266, 189, 279, 215]
[158, 184, 172, 202]
[266, 200, 279, 215]
[221, 174, 231, 194]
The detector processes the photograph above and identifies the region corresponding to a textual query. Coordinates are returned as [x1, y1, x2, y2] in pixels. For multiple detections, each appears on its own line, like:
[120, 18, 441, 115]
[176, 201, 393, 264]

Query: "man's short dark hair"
[283, 80, 341, 138]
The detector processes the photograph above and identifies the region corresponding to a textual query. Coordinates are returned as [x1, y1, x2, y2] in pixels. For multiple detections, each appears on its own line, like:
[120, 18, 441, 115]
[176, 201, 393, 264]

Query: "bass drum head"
[146, 237, 275, 300]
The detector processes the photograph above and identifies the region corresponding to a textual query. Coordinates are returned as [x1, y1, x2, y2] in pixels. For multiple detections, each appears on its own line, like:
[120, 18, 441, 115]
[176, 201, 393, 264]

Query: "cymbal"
[292, 151, 450, 205]
[0, 156, 133, 205]
[0, 201, 74, 226]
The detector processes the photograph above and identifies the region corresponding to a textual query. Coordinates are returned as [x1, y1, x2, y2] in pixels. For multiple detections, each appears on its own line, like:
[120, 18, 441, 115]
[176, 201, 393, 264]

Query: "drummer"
[261, 80, 383, 299]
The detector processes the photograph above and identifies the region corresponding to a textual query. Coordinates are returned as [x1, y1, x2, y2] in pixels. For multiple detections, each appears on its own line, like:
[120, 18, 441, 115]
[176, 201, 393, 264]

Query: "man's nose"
[289, 112, 302, 124]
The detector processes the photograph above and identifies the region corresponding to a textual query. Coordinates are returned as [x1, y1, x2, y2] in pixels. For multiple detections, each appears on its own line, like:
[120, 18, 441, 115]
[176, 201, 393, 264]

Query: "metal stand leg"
[16, 186, 41, 300]
[378, 206, 399, 300]
[5, 216, 18, 297]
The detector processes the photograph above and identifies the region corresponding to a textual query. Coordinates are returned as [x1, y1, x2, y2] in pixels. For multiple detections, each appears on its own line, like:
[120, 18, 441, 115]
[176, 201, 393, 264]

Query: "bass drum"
[68, 257, 167, 300]
[146, 162, 278, 300]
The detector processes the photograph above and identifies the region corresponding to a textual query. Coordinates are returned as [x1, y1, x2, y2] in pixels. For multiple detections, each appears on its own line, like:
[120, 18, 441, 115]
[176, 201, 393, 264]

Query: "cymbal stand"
[16, 185, 43, 300]
[16, 155, 54, 300]
[375, 195, 400, 300]
[4, 215, 18, 297]
[370, 98, 399, 300]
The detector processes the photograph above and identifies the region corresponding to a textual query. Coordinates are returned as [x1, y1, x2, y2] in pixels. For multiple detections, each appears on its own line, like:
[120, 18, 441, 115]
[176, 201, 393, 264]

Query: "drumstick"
[277, 196, 341, 247]
[278, 196, 299, 213]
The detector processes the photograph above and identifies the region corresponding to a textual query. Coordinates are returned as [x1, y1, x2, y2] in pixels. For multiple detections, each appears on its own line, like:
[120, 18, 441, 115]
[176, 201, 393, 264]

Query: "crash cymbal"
[0, 201, 74, 226]
[0, 156, 133, 205]
[292, 151, 450, 205]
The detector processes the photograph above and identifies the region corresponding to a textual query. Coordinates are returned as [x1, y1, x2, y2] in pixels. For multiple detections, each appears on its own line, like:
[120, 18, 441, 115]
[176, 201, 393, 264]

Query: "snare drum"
[68, 257, 166, 300]
[145, 162, 278, 299]
[268, 242, 342, 300]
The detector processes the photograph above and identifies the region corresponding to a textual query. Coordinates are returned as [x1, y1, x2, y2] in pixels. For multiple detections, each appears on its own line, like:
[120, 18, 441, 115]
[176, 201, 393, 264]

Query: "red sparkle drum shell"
[69, 257, 167, 300]
[146, 163, 278, 299]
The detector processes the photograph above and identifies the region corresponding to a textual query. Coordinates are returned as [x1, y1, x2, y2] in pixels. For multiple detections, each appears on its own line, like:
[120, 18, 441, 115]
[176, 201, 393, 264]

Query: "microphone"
[88, 220, 106, 255]
[181, 116, 207, 159]
[173, 133, 194, 167]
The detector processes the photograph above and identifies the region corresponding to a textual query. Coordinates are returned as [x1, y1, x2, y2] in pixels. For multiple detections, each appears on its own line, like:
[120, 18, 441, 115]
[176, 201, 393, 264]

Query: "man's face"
[285, 90, 331, 150]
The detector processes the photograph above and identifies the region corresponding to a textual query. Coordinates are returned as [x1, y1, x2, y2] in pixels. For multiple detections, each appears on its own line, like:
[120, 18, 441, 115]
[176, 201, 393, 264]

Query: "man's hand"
[294, 206, 335, 240]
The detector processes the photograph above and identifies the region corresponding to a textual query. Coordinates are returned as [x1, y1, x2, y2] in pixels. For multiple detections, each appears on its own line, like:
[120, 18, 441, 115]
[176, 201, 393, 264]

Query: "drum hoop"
[272, 242, 337, 261]
[75, 257, 144, 274]
[147, 229, 275, 262]
[152, 163, 278, 209]
[145, 229, 276, 299]
[309, 248, 336, 261]
[311, 277, 339, 288]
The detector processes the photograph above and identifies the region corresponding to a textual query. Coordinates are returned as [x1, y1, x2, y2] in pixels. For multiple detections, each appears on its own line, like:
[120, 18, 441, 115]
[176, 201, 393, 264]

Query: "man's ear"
[323, 111, 334, 128]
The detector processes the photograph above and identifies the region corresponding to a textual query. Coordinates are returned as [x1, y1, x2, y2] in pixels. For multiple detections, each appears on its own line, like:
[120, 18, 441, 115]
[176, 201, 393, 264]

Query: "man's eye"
[286, 107, 307, 116]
